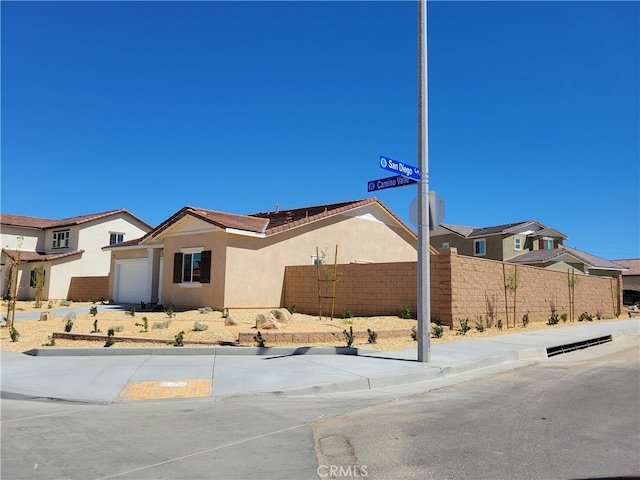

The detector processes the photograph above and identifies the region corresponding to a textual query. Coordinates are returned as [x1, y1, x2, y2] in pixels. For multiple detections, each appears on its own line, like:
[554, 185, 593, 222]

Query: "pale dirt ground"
[1, 301, 638, 353]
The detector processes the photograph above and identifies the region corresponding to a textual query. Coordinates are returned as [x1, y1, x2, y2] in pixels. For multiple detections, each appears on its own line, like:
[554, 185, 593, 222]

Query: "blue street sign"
[367, 174, 418, 192]
[380, 155, 420, 180]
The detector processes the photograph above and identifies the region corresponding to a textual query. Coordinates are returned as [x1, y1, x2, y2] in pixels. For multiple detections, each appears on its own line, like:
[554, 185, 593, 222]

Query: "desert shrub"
[561, 313, 568, 323]
[173, 331, 185, 347]
[399, 304, 412, 319]
[165, 304, 176, 318]
[59, 300, 72, 307]
[254, 331, 265, 347]
[547, 314, 559, 325]
[89, 306, 98, 317]
[198, 307, 213, 314]
[343, 309, 354, 319]
[125, 305, 136, 317]
[458, 318, 471, 335]
[9, 326, 19, 342]
[64, 320, 73, 332]
[135, 317, 148, 332]
[411, 326, 417, 341]
[109, 325, 124, 332]
[522, 313, 529, 328]
[104, 329, 115, 347]
[367, 328, 377, 344]
[91, 319, 101, 333]
[193, 321, 208, 332]
[578, 312, 593, 322]
[343, 326, 355, 347]
[432, 324, 444, 338]
[497, 319, 503, 330]
[474, 315, 485, 332]
[287, 305, 296, 314]
[152, 320, 172, 329]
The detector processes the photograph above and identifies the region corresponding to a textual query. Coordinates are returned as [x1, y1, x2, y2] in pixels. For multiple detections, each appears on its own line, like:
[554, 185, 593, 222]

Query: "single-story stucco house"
[104, 198, 418, 309]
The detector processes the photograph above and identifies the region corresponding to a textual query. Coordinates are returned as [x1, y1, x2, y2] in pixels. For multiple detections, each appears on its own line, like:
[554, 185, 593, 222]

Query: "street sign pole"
[417, 0, 430, 363]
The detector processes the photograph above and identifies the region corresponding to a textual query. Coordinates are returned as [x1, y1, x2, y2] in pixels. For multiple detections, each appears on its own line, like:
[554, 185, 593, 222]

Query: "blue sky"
[2, 1, 638, 261]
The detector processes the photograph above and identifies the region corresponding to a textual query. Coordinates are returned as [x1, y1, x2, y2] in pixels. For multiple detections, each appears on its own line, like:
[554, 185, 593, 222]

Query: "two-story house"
[431, 220, 626, 277]
[1, 210, 152, 301]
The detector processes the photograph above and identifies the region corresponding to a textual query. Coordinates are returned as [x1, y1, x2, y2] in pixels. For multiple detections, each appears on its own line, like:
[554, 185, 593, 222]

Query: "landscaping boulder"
[39, 311, 55, 321]
[255, 313, 281, 330]
[270, 308, 291, 324]
[224, 316, 240, 326]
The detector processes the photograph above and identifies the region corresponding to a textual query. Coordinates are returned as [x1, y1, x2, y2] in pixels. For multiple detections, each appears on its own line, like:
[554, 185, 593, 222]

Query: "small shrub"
[42, 336, 55, 346]
[547, 314, 559, 325]
[165, 304, 176, 318]
[135, 317, 149, 332]
[109, 325, 124, 332]
[59, 300, 72, 307]
[140, 301, 147, 310]
[198, 307, 213, 314]
[411, 326, 417, 341]
[125, 305, 136, 317]
[64, 320, 73, 333]
[173, 331, 185, 347]
[287, 304, 296, 314]
[561, 313, 568, 323]
[89, 306, 98, 317]
[63, 311, 77, 323]
[578, 312, 593, 322]
[91, 319, 101, 333]
[367, 328, 377, 344]
[399, 304, 412, 319]
[152, 320, 172, 329]
[254, 331, 265, 347]
[47, 301, 54, 309]
[497, 319, 503, 330]
[522, 313, 529, 328]
[193, 321, 208, 332]
[474, 315, 485, 332]
[343, 326, 355, 347]
[91, 298, 97, 304]
[458, 318, 471, 335]
[343, 309, 354, 319]
[9, 326, 19, 342]
[104, 329, 115, 348]
[432, 324, 444, 338]
[221, 307, 229, 318]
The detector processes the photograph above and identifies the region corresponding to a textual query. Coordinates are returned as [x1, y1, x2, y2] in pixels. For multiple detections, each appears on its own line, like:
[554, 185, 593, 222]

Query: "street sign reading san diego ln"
[379, 155, 420, 181]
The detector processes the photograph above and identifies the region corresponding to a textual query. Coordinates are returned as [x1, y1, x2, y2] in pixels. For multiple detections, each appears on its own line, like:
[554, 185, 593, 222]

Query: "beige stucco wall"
[223, 207, 417, 308]
[160, 230, 227, 309]
[1, 226, 43, 252]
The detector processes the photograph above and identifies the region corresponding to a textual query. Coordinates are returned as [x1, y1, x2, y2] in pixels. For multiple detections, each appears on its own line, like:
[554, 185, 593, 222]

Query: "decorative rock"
[270, 308, 291, 324]
[224, 316, 240, 326]
[255, 313, 281, 330]
[39, 311, 55, 321]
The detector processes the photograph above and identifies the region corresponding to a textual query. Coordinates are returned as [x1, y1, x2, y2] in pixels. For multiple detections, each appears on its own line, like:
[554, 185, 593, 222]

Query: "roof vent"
[275, 203, 279, 213]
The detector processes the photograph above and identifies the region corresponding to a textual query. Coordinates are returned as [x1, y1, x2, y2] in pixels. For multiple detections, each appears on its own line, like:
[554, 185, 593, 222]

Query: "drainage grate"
[546, 335, 612, 357]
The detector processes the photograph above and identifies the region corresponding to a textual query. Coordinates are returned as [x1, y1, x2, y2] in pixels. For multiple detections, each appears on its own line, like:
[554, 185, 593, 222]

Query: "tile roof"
[611, 259, 640, 276]
[2, 249, 84, 263]
[0, 209, 152, 230]
[439, 221, 568, 240]
[110, 198, 418, 248]
[507, 246, 627, 271]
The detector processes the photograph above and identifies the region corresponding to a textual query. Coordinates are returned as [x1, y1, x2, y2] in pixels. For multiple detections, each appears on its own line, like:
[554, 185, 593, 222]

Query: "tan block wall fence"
[67, 276, 109, 302]
[282, 248, 622, 327]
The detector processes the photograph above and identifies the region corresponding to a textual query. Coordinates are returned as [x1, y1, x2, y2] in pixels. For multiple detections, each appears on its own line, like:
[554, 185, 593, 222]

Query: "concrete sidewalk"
[1, 320, 638, 404]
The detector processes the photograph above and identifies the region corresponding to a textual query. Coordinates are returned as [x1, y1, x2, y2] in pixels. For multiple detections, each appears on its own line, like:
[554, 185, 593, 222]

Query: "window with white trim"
[543, 238, 554, 250]
[52, 230, 70, 249]
[474, 239, 486, 256]
[442, 242, 450, 249]
[109, 232, 125, 245]
[514, 237, 522, 251]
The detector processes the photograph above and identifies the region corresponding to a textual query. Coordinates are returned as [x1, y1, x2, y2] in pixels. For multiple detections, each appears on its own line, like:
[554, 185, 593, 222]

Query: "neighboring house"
[430, 220, 626, 277]
[611, 259, 640, 289]
[1, 210, 152, 300]
[104, 198, 418, 309]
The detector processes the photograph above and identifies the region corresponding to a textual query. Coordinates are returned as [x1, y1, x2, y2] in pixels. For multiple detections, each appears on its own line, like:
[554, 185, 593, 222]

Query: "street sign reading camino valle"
[367, 174, 418, 192]
[379, 155, 420, 181]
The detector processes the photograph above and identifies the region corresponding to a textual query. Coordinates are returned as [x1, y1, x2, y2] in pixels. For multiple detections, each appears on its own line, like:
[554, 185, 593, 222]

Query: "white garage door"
[115, 259, 148, 305]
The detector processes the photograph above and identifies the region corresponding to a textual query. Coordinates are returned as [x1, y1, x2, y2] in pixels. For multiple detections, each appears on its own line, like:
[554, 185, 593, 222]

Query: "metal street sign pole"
[417, 0, 431, 363]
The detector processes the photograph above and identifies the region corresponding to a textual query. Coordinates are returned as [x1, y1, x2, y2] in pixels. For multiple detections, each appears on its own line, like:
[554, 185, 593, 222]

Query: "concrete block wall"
[282, 248, 621, 327]
[67, 276, 109, 302]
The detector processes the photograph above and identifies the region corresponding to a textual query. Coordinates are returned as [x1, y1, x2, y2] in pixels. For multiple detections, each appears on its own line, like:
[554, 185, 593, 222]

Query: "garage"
[114, 259, 148, 304]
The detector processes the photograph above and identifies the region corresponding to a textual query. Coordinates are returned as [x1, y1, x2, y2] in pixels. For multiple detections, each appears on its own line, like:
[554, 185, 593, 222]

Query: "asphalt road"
[1, 343, 638, 480]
